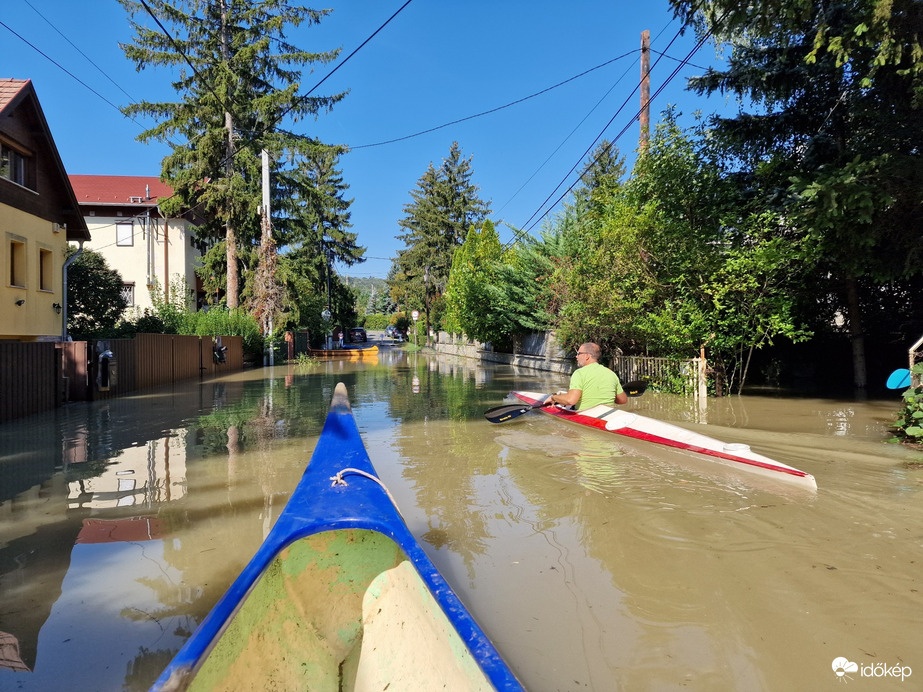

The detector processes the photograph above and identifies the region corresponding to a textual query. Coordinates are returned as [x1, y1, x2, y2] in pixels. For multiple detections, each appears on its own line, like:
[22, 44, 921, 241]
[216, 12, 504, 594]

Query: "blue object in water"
[886, 369, 912, 390]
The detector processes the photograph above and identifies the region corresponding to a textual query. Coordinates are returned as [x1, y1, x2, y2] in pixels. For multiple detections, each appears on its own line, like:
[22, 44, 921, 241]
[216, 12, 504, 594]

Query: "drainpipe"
[164, 216, 169, 302]
[62, 240, 84, 341]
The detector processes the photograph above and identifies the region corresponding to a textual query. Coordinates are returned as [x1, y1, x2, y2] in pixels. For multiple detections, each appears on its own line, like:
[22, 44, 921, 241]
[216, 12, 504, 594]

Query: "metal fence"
[612, 355, 706, 399]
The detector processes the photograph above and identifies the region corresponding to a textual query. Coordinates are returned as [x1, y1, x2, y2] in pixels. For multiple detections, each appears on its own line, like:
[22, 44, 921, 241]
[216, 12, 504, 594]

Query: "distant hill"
[342, 276, 387, 293]
[342, 275, 390, 314]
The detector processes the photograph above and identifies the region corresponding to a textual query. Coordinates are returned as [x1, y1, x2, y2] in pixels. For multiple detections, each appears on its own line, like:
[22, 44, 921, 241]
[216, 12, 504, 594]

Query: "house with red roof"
[0, 78, 91, 341]
[68, 174, 205, 314]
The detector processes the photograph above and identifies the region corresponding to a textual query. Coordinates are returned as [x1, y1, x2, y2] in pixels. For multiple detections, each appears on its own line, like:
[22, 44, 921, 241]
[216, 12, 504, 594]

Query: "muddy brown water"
[1, 348, 920, 691]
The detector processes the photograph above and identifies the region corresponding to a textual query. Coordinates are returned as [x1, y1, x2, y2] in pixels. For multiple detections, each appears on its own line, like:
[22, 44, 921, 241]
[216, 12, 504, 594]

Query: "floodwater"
[0, 345, 921, 691]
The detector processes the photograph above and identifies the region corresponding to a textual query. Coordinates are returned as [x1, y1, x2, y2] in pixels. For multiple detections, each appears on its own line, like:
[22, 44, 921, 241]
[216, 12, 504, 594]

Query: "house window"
[122, 282, 135, 306]
[0, 142, 30, 188]
[39, 247, 53, 291]
[116, 222, 134, 246]
[9, 237, 26, 288]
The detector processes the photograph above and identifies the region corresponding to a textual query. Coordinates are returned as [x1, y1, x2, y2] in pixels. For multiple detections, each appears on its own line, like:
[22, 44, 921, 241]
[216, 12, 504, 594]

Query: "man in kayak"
[544, 342, 628, 410]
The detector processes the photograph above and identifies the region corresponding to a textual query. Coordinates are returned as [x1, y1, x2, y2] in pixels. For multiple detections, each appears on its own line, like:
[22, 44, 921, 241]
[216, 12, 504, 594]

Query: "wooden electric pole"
[639, 30, 651, 151]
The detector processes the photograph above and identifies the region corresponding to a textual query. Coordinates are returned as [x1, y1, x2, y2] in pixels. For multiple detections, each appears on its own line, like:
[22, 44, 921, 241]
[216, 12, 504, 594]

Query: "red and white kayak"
[511, 391, 817, 492]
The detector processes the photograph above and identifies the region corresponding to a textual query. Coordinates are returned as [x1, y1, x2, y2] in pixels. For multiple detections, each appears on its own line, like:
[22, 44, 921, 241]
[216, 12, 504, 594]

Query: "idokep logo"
[832, 658, 859, 682]
[832, 657, 912, 683]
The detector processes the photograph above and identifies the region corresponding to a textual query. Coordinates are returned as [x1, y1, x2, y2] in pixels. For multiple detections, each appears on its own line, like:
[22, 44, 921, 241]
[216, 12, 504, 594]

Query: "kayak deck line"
[511, 391, 817, 491]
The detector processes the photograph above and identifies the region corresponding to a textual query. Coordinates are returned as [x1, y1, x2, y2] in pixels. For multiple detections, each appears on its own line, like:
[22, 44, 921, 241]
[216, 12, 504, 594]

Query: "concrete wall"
[428, 331, 576, 374]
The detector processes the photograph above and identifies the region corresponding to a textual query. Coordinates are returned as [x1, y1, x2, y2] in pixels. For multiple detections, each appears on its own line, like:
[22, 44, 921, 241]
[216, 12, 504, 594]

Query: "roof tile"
[68, 174, 174, 205]
[0, 78, 29, 114]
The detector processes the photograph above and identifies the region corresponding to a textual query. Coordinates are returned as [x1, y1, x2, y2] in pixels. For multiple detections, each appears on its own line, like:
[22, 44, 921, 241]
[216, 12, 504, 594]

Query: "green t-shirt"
[569, 362, 623, 410]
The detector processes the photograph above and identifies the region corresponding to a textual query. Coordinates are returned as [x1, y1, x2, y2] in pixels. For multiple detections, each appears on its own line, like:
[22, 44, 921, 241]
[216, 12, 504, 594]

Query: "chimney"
[146, 184, 151, 200]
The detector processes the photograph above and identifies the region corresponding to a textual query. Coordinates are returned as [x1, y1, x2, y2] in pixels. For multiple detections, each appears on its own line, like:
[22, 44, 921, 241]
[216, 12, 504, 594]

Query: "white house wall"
[82, 212, 200, 314]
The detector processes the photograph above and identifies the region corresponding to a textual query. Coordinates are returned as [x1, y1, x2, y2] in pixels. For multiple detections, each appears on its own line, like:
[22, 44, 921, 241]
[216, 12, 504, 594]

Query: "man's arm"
[616, 391, 628, 405]
[544, 389, 582, 407]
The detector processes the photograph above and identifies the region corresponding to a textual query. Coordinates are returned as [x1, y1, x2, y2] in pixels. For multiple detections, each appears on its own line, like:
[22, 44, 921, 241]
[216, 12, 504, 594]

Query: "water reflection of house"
[76, 516, 164, 544]
[67, 437, 187, 509]
[0, 630, 30, 672]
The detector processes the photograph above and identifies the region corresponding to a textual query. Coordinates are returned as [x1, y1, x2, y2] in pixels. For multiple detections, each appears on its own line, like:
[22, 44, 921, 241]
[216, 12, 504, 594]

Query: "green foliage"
[392, 313, 412, 333]
[119, 280, 264, 359]
[391, 142, 490, 332]
[146, 275, 196, 334]
[891, 364, 923, 443]
[674, 0, 923, 292]
[529, 111, 812, 392]
[119, 0, 355, 312]
[673, 0, 923, 107]
[572, 139, 627, 208]
[444, 221, 507, 341]
[189, 307, 264, 358]
[293, 352, 318, 367]
[65, 247, 129, 339]
[363, 313, 392, 330]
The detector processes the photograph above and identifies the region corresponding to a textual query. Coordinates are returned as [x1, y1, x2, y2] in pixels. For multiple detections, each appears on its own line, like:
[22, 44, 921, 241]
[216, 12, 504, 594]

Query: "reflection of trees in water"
[385, 357, 509, 581]
[123, 646, 179, 692]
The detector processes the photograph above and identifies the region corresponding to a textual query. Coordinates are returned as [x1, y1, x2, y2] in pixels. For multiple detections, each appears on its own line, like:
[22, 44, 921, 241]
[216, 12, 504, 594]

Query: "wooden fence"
[1, 334, 244, 422]
[0, 342, 59, 422]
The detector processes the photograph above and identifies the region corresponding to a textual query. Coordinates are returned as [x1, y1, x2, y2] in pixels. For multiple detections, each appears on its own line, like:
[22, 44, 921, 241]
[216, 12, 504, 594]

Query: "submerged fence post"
[910, 333, 923, 388]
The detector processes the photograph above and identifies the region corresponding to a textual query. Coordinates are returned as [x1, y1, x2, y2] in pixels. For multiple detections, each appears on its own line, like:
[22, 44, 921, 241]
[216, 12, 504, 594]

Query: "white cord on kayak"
[330, 468, 404, 519]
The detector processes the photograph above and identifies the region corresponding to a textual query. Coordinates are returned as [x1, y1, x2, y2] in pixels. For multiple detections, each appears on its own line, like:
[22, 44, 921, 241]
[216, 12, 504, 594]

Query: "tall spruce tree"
[119, 0, 346, 309]
[573, 139, 626, 207]
[392, 142, 490, 333]
[274, 140, 364, 326]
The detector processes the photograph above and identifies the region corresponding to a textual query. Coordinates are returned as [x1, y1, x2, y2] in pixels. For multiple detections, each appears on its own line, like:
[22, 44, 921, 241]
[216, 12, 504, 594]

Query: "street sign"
[411, 310, 419, 321]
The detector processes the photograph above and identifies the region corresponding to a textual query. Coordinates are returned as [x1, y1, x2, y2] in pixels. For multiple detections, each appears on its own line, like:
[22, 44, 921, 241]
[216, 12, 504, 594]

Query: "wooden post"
[640, 30, 651, 151]
[698, 344, 708, 401]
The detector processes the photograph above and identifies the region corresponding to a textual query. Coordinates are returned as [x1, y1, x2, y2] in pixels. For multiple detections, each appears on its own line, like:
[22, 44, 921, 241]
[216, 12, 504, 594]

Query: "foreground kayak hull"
[511, 391, 817, 492]
[153, 383, 523, 691]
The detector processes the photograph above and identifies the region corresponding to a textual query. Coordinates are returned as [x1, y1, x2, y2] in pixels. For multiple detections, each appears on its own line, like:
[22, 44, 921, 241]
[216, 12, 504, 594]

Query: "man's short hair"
[582, 342, 601, 360]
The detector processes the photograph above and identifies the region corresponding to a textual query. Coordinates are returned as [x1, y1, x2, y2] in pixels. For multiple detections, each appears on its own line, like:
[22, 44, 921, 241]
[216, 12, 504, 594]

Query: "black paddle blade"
[485, 382, 647, 423]
[483, 401, 546, 423]
[623, 380, 648, 397]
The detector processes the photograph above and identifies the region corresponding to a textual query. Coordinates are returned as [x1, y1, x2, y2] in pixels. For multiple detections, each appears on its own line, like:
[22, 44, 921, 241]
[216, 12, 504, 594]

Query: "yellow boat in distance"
[308, 345, 379, 358]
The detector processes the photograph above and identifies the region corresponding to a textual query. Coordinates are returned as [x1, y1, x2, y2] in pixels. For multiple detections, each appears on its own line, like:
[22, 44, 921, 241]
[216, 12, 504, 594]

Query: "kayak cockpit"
[166, 528, 494, 692]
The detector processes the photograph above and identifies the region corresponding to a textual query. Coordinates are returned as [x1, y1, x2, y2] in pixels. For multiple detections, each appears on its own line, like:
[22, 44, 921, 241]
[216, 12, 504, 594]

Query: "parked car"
[348, 327, 367, 343]
[385, 325, 398, 338]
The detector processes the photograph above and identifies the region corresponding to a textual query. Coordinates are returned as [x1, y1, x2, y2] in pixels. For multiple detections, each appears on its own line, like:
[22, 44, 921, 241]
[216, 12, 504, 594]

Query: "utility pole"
[261, 149, 274, 366]
[639, 30, 651, 151]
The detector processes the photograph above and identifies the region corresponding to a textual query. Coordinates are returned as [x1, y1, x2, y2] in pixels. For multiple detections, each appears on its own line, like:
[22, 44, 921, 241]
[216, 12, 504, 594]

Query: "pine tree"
[574, 139, 626, 207]
[392, 142, 490, 333]
[119, 0, 346, 309]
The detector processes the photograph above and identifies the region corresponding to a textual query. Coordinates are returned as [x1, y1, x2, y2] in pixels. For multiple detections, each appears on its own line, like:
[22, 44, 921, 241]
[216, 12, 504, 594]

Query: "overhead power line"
[350, 51, 639, 149]
[23, 0, 137, 103]
[507, 25, 713, 246]
[0, 19, 130, 120]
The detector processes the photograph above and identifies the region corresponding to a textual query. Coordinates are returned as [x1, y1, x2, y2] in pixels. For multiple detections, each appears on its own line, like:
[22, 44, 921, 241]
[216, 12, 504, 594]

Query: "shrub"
[891, 364, 923, 444]
[190, 307, 264, 361]
[363, 313, 392, 330]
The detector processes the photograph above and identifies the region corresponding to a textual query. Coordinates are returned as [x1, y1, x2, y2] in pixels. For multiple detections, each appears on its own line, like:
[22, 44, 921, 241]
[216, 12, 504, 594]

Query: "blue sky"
[1, 0, 731, 279]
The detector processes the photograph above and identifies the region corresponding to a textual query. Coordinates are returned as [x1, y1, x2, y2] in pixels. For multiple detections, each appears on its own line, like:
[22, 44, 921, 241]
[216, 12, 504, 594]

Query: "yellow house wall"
[83, 213, 201, 314]
[0, 202, 66, 341]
